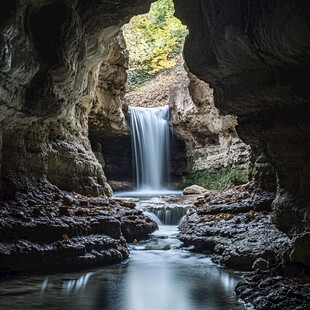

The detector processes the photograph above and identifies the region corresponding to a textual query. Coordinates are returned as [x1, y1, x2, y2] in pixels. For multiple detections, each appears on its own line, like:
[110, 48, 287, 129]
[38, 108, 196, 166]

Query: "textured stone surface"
[183, 184, 207, 195]
[174, 0, 310, 267]
[88, 33, 129, 138]
[178, 183, 290, 270]
[0, 0, 153, 198]
[0, 194, 157, 275]
[235, 276, 310, 310]
[169, 66, 249, 175]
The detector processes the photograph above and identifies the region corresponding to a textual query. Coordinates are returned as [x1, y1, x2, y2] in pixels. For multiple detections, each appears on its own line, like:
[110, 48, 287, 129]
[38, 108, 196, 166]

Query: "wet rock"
[289, 232, 310, 268]
[183, 185, 208, 195]
[117, 209, 158, 242]
[235, 275, 310, 310]
[59, 205, 70, 216]
[179, 183, 310, 307]
[252, 258, 269, 271]
[0, 234, 129, 275]
[178, 184, 289, 270]
[111, 198, 136, 209]
[63, 194, 75, 206]
[0, 194, 157, 276]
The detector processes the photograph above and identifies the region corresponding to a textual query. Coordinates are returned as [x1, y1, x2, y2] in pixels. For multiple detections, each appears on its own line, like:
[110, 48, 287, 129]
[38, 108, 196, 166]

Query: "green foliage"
[182, 167, 249, 191]
[123, 0, 188, 90]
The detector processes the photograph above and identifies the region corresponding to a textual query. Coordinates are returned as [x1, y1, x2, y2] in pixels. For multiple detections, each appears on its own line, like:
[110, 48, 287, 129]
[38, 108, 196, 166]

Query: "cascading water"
[145, 206, 188, 225]
[129, 105, 170, 192]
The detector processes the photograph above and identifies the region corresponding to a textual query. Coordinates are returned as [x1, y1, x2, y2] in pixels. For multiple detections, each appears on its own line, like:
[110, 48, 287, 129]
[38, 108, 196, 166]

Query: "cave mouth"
[89, 0, 250, 194]
[1, 0, 310, 306]
[89, 0, 190, 193]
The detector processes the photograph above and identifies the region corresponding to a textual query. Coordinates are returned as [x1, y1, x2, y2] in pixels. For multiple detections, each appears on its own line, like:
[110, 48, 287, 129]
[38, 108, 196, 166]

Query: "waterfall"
[129, 105, 170, 191]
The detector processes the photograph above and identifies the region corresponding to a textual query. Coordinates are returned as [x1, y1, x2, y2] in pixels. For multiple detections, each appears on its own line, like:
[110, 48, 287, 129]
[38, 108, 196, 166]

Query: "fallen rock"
[183, 185, 207, 195]
[63, 194, 75, 206]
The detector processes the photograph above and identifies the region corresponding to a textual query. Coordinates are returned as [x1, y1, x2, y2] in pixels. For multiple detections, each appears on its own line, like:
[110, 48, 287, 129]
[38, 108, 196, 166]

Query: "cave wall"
[1, 0, 310, 266]
[174, 0, 310, 265]
[124, 60, 249, 186]
[169, 66, 249, 176]
[0, 0, 153, 199]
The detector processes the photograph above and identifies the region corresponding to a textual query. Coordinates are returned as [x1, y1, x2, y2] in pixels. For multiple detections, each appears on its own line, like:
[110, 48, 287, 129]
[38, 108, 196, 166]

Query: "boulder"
[183, 184, 207, 195]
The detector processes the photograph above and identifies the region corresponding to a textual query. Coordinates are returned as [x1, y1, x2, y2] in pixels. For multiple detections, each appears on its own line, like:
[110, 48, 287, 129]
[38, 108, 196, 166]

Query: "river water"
[0, 196, 244, 310]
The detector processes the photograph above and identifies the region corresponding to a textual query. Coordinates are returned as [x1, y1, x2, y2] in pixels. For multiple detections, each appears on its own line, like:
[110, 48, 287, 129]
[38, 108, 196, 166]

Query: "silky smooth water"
[0, 227, 243, 310]
[0, 197, 244, 310]
[129, 105, 170, 191]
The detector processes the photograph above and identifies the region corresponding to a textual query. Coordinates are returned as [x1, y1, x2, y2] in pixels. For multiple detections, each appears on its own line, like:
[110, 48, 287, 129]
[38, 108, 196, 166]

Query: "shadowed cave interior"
[0, 0, 310, 309]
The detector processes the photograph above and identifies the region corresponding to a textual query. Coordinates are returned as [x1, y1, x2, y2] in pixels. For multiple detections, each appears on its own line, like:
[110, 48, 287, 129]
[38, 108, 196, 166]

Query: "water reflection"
[0, 225, 243, 310]
[61, 272, 93, 294]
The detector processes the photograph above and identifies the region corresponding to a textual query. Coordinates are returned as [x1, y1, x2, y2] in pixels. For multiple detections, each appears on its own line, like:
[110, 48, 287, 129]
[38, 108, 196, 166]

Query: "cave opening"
[88, 0, 190, 192]
[1, 0, 310, 307]
[89, 0, 250, 194]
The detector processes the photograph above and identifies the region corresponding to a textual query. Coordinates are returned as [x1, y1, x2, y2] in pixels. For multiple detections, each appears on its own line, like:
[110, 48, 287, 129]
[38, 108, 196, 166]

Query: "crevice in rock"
[24, 67, 60, 116]
[28, 1, 71, 68]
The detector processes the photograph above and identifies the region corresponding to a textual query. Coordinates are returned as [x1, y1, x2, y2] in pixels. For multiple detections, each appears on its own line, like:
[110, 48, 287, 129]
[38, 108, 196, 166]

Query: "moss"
[181, 166, 249, 191]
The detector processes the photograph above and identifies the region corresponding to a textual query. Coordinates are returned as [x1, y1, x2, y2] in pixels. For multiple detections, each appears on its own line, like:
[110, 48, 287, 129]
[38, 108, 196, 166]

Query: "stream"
[0, 195, 244, 309]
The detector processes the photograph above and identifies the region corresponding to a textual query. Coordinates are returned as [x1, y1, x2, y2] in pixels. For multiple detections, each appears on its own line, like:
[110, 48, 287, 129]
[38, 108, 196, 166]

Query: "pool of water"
[115, 189, 182, 198]
[0, 226, 243, 310]
[0, 196, 244, 310]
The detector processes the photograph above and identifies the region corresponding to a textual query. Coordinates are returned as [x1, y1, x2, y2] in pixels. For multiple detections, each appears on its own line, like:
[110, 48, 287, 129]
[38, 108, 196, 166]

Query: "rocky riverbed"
[1, 185, 310, 309]
[0, 193, 157, 276]
[178, 182, 310, 309]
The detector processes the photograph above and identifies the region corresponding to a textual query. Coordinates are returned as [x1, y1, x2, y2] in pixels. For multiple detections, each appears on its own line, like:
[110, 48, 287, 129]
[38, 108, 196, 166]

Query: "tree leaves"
[122, 0, 188, 90]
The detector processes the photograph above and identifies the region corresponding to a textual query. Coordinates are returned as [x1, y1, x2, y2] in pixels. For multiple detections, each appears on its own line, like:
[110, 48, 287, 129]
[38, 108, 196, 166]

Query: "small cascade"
[145, 206, 188, 225]
[129, 105, 170, 191]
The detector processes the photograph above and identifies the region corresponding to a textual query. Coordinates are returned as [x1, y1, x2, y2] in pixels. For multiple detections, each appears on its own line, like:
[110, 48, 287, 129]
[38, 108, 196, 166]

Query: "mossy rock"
[181, 166, 249, 191]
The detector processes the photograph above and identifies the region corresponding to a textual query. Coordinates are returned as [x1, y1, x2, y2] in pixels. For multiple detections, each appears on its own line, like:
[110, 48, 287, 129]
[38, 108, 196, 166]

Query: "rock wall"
[0, 0, 153, 200]
[126, 60, 249, 182]
[88, 33, 129, 139]
[0, 0, 159, 276]
[169, 66, 249, 176]
[1, 0, 310, 272]
[174, 0, 310, 266]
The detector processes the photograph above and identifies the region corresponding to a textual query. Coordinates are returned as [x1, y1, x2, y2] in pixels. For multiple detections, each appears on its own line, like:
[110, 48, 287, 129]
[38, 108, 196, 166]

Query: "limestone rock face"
[88, 33, 129, 139]
[0, 0, 153, 198]
[174, 0, 310, 265]
[1, 0, 310, 279]
[169, 67, 249, 174]
[125, 61, 249, 182]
